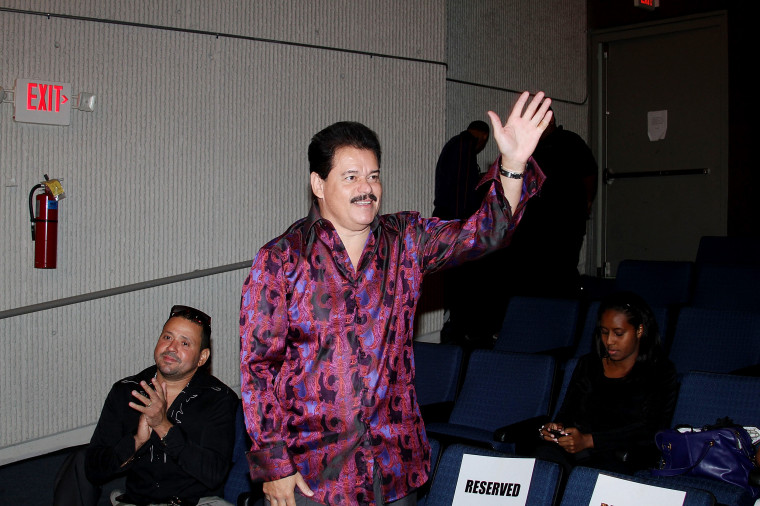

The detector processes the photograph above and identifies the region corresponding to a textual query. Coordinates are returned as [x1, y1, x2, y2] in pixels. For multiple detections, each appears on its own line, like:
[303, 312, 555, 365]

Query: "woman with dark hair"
[536, 291, 678, 475]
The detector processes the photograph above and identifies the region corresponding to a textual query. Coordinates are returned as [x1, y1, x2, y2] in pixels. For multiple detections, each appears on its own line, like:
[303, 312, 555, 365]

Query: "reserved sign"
[452, 454, 536, 506]
[589, 473, 686, 506]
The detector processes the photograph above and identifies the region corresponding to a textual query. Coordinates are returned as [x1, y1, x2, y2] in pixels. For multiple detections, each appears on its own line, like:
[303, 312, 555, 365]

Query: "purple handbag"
[651, 424, 759, 497]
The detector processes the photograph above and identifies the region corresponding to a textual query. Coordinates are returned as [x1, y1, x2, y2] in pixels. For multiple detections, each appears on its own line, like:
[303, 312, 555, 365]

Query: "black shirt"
[556, 353, 678, 452]
[85, 366, 238, 504]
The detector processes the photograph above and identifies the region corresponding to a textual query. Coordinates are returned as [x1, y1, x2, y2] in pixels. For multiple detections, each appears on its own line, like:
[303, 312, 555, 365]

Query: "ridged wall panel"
[1, 12, 446, 310]
[0, 0, 589, 463]
[0, 4, 446, 461]
[447, 0, 588, 104]
[0, 270, 247, 461]
[0, 0, 445, 62]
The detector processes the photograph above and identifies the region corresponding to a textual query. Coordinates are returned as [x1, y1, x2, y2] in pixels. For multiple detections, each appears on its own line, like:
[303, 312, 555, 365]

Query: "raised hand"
[487, 91, 552, 173]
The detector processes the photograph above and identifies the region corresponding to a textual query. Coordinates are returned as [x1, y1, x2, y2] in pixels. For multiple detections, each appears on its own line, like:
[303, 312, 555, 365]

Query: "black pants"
[53, 446, 101, 506]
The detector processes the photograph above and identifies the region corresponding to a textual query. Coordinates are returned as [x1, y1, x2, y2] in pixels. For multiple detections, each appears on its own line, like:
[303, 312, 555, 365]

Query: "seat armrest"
[493, 415, 550, 443]
[419, 402, 455, 424]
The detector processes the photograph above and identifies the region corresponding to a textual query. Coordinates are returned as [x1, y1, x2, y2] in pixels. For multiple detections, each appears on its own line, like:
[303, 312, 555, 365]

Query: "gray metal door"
[591, 13, 728, 276]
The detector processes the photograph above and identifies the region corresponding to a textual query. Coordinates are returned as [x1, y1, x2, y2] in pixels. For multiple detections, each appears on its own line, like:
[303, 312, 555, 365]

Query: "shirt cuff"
[246, 442, 297, 482]
[115, 434, 140, 465]
[157, 424, 185, 458]
[479, 156, 545, 220]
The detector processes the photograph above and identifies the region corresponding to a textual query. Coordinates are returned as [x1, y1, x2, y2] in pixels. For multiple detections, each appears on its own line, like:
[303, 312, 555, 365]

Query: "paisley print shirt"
[240, 159, 543, 505]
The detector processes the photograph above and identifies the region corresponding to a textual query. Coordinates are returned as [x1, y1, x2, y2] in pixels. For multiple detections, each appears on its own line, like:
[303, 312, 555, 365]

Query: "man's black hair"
[165, 314, 211, 351]
[308, 121, 382, 180]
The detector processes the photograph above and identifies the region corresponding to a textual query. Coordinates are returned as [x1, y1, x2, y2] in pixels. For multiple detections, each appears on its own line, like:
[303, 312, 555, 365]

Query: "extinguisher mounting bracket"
[42, 178, 66, 201]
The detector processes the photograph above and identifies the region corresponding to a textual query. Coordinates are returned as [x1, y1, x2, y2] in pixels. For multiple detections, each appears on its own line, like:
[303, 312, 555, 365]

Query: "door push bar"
[603, 167, 709, 185]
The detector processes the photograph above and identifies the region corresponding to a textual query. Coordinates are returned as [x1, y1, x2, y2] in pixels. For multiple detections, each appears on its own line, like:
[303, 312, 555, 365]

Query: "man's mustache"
[350, 193, 378, 204]
[162, 352, 180, 362]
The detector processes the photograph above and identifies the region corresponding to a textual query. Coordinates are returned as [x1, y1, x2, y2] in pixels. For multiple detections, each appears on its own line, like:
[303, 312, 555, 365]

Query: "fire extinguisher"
[28, 175, 65, 269]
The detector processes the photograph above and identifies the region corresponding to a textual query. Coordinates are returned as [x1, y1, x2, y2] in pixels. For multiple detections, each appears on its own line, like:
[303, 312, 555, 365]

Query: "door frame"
[589, 11, 729, 277]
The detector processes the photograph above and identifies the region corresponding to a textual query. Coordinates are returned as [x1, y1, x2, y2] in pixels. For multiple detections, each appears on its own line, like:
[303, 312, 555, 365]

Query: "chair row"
[492, 295, 760, 376]
[228, 360, 760, 504]
[419, 443, 718, 506]
[232, 439, 723, 506]
[613, 258, 760, 312]
[695, 235, 760, 267]
[417, 346, 760, 452]
[418, 354, 760, 505]
[610, 235, 760, 310]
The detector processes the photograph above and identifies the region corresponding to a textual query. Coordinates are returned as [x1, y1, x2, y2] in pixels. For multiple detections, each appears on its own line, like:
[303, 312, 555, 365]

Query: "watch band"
[499, 161, 525, 179]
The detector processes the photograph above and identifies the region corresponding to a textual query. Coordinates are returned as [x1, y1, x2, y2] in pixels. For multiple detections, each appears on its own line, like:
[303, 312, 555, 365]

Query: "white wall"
[0, 1, 447, 464]
[0, 0, 588, 464]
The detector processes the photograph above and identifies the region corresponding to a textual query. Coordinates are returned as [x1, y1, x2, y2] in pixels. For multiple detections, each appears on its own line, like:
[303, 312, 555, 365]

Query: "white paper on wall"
[648, 109, 668, 141]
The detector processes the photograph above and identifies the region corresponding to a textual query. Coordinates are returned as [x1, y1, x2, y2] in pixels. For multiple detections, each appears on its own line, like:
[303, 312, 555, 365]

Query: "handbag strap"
[655, 439, 716, 477]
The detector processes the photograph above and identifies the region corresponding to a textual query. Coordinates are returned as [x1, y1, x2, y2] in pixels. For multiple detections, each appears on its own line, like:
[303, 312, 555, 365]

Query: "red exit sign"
[14, 78, 72, 126]
[635, 0, 658, 10]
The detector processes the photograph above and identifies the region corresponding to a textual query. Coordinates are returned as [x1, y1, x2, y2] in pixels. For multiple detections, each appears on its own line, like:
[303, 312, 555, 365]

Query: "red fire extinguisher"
[28, 175, 65, 269]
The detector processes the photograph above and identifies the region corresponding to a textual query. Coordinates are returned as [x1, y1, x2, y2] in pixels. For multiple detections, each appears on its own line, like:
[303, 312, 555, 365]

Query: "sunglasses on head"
[170, 305, 211, 329]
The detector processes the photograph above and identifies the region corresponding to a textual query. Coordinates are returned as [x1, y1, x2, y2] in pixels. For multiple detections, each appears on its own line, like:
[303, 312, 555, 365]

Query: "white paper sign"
[588, 473, 686, 506]
[647, 110, 668, 141]
[451, 454, 536, 506]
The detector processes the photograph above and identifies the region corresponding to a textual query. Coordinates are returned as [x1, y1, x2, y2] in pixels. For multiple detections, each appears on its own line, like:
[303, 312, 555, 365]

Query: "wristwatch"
[499, 161, 525, 179]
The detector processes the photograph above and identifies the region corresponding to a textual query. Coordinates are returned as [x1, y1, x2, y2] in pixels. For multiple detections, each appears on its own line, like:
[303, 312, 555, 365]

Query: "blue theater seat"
[424, 443, 561, 506]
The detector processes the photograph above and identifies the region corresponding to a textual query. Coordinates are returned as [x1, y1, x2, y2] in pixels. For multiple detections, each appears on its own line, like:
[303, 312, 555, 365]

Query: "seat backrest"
[574, 301, 600, 358]
[690, 264, 760, 311]
[224, 400, 254, 504]
[413, 342, 464, 406]
[448, 350, 555, 431]
[552, 357, 579, 419]
[495, 297, 580, 354]
[668, 307, 760, 375]
[425, 443, 561, 506]
[559, 466, 715, 506]
[671, 371, 760, 427]
[614, 260, 694, 307]
[696, 236, 760, 266]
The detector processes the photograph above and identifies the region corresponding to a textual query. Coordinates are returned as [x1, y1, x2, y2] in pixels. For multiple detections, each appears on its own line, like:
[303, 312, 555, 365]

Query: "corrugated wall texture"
[0, 12, 445, 310]
[0, 2, 446, 461]
[0, 271, 245, 460]
[446, 83, 592, 173]
[443, 0, 592, 272]
[1, 0, 590, 462]
[0, 0, 445, 62]
[444, 0, 590, 158]
[446, 0, 588, 104]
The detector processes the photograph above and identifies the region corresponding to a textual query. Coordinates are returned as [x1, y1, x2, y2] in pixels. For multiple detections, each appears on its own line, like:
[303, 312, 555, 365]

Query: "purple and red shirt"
[240, 159, 543, 505]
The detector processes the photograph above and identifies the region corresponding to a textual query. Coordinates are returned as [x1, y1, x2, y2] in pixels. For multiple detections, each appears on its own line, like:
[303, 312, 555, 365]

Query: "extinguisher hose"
[28, 183, 44, 240]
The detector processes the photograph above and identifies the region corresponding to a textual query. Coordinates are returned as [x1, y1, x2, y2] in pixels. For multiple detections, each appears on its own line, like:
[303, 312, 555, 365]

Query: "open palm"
[488, 91, 552, 172]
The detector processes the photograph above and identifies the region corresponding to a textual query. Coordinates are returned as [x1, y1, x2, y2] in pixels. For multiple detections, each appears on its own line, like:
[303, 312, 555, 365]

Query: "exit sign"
[635, 0, 659, 10]
[14, 78, 72, 126]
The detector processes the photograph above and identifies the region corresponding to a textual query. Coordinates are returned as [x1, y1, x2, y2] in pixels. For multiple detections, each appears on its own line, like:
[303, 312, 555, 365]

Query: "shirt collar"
[304, 200, 381, 236]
